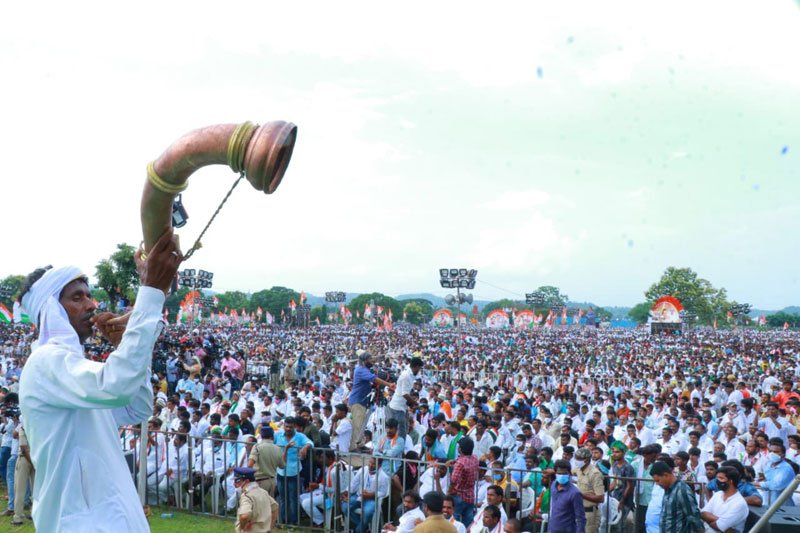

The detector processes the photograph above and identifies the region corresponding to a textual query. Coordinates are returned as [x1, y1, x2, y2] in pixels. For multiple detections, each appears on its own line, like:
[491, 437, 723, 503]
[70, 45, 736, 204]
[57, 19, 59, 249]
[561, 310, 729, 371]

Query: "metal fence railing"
[124, 429, 799, 532]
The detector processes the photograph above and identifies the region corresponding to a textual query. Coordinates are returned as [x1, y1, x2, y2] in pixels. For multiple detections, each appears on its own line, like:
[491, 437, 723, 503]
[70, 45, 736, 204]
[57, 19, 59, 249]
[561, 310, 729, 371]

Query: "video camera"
[2, 405, 20, 419]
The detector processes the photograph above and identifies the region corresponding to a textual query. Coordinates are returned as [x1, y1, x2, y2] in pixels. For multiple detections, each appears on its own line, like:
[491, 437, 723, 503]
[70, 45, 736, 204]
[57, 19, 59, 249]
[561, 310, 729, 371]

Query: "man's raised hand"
[135, 228, 182, 294]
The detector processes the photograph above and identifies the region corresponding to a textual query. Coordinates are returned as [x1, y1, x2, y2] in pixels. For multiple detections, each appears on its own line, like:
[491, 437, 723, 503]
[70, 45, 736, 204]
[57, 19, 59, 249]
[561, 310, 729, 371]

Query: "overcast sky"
[1, 1, 798, 308]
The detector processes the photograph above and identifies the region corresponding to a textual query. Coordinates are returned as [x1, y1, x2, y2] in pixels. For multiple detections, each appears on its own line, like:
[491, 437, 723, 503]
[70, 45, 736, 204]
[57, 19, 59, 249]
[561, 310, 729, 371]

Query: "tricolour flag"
[300, 291, 306, 306]
[266, 312, 274, 325]
[785, 322, 790, 330]
[290, 300, 297, 315]
[0, 303, 11, 324]
[758, 314, 766, 327]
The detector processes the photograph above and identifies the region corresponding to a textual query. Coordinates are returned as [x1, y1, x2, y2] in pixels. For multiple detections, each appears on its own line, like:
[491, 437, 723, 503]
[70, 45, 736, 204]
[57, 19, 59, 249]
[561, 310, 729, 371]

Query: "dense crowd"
[2, 320, 800, 532]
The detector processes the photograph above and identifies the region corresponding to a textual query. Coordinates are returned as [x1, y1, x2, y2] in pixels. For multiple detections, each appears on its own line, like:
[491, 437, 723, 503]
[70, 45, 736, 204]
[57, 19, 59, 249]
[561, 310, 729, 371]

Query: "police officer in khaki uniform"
[248, 426, 285, 496]
[573, 447, 604, 533]
[234, 467, 278, 533]
[11, 417, 34, 526]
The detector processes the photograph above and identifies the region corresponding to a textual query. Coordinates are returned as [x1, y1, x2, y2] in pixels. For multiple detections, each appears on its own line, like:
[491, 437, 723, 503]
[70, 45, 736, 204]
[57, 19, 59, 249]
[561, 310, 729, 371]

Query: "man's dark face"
[284, 421, 295, 438]
[442, 498, 455, 518]
[403, 495, 417, 512]
[59, 279, 96, 342]
[486, 488, 501, 505]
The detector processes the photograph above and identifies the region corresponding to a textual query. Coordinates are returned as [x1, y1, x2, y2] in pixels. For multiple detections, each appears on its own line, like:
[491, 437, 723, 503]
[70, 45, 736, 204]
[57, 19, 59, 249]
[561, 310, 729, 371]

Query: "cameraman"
[348, 351, 394, 452]
[387, 356, 423, 439]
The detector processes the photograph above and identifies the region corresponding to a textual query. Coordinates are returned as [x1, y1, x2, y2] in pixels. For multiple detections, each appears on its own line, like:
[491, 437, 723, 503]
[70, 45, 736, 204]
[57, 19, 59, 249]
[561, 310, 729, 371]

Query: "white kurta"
[20, 286, 164, 533]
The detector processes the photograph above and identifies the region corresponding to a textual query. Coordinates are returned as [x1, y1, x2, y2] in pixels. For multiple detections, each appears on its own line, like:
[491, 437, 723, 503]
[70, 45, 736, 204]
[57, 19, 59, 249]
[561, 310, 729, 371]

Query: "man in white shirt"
[382, 490, 425, 533]
[19, 238, 180, 533]
[343, 458, 390, 533]
[700, 466, 749, 532]
[635, 417, 655, 446]
[330, 403, 353, 452]
[387, 356, 423, 439]
[443, 494, 467, 533]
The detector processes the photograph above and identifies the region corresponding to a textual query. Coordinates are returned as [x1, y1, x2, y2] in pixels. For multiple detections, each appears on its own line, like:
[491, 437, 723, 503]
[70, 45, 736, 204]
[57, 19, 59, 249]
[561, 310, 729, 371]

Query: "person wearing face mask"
[699, 466, 748, 533]
[753, 441, 796, 507]
[547, 459, 586, 533]
[574, 447, 603, 533]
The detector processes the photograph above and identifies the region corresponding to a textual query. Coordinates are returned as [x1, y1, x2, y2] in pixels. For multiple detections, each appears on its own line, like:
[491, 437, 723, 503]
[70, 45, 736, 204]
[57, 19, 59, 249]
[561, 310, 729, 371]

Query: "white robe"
[20, 286, 164, 533]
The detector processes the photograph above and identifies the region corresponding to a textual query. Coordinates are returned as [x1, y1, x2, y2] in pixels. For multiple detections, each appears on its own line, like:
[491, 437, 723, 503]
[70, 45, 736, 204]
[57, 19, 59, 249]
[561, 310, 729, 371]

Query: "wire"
[474, 278, 526, 298]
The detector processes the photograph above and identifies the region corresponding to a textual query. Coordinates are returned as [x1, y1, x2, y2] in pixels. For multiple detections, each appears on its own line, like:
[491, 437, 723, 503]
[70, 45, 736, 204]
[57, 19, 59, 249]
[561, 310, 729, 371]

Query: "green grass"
[0, 484, 292, 532]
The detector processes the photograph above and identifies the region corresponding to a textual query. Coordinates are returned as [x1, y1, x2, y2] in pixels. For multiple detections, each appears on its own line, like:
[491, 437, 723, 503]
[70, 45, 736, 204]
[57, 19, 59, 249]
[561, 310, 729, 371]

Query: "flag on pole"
[13, 301, 22, 323]
[300, 291, 306, 306]
[315, 317, 320, 326]
[561, 307, 567, 325]
[0, 303, 11, 324]
[759, 314, 766, 327]
[784, 322, 790, 330]
[726, 311, 733, 323]
[377, 305, 383, 316]
[256, 306, 263, 318]
[266, 312, 274, 325]
[290, 300, 297, 316]
[364, 304, 371, 318]
[713, 317, 717, 330]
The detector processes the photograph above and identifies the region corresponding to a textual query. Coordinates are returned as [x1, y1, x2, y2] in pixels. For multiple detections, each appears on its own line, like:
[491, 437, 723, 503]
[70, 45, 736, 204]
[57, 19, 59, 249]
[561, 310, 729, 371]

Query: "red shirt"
[450, 454, 479, 504]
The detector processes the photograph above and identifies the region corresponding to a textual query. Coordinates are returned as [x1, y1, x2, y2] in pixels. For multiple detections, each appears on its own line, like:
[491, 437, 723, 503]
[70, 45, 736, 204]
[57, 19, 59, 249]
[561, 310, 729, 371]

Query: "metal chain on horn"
[182, 172, 245, 261]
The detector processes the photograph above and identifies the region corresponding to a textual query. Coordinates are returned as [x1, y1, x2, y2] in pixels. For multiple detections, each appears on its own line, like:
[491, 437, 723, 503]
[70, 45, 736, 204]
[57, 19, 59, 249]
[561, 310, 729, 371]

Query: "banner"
[486, 309, 510, 329]
[514, 309, 536, 328]
[431, 308, 454, 327]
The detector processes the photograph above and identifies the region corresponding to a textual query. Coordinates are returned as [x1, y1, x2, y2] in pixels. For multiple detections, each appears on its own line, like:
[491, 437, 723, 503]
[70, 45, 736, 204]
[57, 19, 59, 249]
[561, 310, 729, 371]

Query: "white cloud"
[480, 190, 551, 210]
[469, 213, 575, 271]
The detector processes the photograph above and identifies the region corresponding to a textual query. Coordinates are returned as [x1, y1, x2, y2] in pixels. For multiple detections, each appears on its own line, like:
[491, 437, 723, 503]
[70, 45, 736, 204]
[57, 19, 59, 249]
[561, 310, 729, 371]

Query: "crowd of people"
[2, 316, 800, 532]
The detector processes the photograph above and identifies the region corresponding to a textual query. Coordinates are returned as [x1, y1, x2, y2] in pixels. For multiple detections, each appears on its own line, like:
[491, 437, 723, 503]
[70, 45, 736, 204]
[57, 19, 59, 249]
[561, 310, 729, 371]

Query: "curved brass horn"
[140, 120, 297, 251]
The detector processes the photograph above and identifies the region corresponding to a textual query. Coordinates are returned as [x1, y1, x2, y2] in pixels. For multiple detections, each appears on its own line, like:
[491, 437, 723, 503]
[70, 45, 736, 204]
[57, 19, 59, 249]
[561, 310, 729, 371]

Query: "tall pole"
[456, 286, 463, 374]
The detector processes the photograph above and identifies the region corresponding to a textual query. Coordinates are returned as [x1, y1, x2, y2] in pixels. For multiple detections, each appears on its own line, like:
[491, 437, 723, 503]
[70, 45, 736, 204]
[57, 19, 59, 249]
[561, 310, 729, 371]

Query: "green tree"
[403, 302, 425, 325]
[536, 286, 569, 308]
[482, 299, 527, 319]
[310, 304, 329, 324]
[628, 302, 654, 324]
[347, 293, 402, 324]
[250, 286, 301, 322]
[94, 243, 139, 311]
[399, 299, 433, 321]
[0, 274, 24, 309]
[164, 287, 193, 322]
[644, 267, 730, 325]
[766, 311, 800, 329]
[216, 291, 250, 315]
[593, 306, 613, 322]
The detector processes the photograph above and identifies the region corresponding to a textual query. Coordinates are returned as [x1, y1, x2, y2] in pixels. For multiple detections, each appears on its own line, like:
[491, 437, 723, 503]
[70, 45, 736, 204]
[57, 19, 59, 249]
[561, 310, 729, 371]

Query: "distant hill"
[395, 293, 493, 311]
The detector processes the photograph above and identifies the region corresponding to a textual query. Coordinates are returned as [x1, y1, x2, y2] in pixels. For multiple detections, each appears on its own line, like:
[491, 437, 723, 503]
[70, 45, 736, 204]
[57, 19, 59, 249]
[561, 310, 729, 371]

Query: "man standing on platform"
[348, 351, 394, 451]
[388, 356, 423, 439]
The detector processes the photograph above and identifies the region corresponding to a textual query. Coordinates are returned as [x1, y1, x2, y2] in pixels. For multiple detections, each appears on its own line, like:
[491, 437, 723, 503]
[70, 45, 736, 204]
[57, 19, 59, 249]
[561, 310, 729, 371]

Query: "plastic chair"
[598, 496, 621, 533]
[517, 487, 535, 519]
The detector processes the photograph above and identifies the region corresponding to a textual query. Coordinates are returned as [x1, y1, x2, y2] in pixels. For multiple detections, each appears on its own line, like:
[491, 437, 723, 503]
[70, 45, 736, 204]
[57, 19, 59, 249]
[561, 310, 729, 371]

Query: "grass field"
[0, 484, 295, 532]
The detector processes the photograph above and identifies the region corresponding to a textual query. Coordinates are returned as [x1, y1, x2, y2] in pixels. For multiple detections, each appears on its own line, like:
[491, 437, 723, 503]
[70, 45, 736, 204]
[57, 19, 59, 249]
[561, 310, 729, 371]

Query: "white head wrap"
[21, 266, 85, 352]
